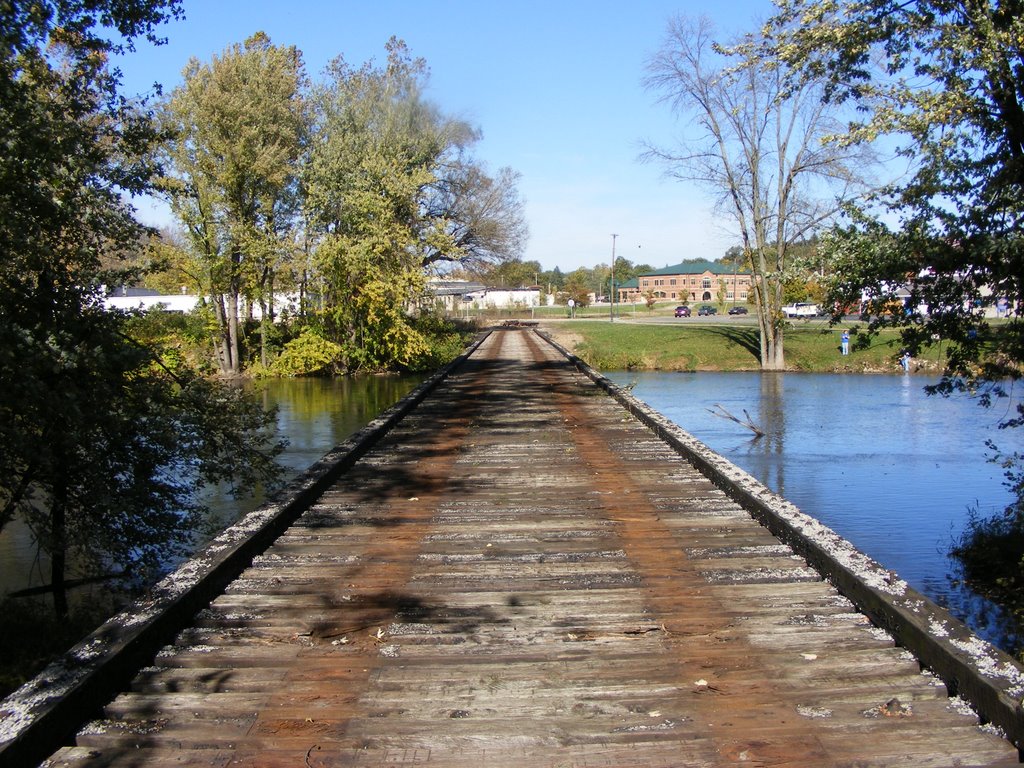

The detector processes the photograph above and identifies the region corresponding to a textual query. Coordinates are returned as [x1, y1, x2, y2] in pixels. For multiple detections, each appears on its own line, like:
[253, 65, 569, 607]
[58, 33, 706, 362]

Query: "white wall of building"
[103, 293, 301, 319]
[475, 289, 544, 308]
[103, 294, 199, 313]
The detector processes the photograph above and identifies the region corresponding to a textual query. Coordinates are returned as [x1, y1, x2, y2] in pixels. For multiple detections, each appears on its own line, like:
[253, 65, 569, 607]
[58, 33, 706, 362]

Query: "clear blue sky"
[118, 0, 774, 272]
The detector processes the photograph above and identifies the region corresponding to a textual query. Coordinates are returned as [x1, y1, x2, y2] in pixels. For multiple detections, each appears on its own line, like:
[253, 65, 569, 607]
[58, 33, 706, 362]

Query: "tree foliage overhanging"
[0, 1, 284, 616]
[766, 0, 1023, 385]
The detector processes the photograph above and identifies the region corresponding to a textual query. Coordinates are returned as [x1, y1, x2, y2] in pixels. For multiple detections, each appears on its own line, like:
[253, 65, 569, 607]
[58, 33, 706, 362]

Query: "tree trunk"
[755, 307, 786, 370]
[750, 266, 782, 370]
[259, 297, 269, 369]
[761, 326, 786, 370]
[227, 292, 240, 375]
[259, 272, 275, 369]
[213, 294, 233, 374]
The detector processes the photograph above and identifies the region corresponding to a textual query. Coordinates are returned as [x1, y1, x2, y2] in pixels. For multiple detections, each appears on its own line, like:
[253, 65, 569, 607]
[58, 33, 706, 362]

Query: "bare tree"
[423, 162, 529, 272]
[643, 15, 869, 369]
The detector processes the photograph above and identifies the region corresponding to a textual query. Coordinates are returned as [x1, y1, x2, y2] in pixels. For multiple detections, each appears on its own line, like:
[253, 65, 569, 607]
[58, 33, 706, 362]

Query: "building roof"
[106, 286, 162, 297]
[640, 260, 749, 277]
[617, 278, 639, 289]
[427, 280, 486, 297]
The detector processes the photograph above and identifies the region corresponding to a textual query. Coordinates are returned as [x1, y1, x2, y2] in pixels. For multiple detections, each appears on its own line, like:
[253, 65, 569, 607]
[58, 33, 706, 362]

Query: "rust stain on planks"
[10, 328, 1023, 766]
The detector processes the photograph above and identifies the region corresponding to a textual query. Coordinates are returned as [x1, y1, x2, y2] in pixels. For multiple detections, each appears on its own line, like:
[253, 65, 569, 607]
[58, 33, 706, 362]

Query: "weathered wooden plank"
[45, 746, 236, 768]
[546, 331, 1024, 751]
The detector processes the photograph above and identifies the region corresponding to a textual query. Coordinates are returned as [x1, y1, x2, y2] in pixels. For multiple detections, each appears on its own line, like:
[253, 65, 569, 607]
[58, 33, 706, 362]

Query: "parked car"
[727, 306, 749, 315]
[782, 302, 820, 318]
[697, 304, 717, 316]
[674, 305, 691, 317]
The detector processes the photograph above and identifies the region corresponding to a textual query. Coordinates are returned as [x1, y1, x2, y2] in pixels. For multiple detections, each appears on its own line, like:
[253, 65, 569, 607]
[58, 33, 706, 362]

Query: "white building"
[102, 287, 300, 320]
[426, 280, 553, 312]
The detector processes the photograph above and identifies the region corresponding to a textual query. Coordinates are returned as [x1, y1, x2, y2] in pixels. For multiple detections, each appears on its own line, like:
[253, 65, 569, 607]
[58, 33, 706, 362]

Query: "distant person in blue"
[840, 330, 850, 356]
[900, 350, 911, 372]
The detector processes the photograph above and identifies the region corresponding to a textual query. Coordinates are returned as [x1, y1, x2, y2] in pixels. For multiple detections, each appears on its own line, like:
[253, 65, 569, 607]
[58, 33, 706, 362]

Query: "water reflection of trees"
[939, 565, 1024, 659]
[949, 503, 1024, 659]
[0, 376, 425, 600]
[755, 373, 787, 496]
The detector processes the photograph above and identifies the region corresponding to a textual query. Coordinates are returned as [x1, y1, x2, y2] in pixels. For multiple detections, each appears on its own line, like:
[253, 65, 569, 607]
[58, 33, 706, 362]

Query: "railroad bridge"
[3, 328, 1024, 766]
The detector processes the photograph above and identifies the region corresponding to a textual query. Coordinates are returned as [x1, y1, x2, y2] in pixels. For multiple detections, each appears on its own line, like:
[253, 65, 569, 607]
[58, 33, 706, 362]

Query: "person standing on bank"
[841, 330, 850, 356]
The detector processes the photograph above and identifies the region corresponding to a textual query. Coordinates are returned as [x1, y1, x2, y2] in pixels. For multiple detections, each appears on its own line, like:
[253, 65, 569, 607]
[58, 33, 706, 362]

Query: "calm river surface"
[607, 370, 1024, 650]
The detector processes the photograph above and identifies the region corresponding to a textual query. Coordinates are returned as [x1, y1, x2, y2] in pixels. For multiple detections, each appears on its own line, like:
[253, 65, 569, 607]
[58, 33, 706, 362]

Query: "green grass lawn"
[542, 319, 950, 373]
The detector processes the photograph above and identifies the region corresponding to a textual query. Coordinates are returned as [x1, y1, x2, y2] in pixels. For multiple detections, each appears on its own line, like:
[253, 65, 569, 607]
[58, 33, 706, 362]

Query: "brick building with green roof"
[618, 260, 752, 305]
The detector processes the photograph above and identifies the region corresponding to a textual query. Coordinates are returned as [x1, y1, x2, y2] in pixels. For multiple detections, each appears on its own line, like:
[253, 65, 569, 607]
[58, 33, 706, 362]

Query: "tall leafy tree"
[160, 32, 307, 374]
[539, 266, 566, 293]
[643, 15, 869, 369]
[480, 259, 542, 288]
[304, 40, 447, 370]
[0, 2, 283, 615]
[303, 39, 529, 370]
[609, 256, 653, 297]
[562, 268, 594, 308]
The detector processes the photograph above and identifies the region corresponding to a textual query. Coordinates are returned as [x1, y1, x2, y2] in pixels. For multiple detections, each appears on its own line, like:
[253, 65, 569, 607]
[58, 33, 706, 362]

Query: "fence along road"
[30, 328, 1024, 766]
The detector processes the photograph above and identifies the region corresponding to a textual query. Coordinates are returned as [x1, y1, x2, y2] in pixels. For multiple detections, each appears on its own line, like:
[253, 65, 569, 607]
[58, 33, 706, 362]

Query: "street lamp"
[610, 233, 617, 322]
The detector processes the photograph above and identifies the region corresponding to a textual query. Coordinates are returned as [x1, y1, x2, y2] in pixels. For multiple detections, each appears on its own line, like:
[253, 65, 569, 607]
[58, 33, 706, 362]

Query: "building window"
[702, 277, 712, 290]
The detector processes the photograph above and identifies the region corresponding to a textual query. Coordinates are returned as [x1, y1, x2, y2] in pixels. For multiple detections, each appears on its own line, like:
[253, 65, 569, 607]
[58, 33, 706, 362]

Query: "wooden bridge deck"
[39, 329, 1021, 766]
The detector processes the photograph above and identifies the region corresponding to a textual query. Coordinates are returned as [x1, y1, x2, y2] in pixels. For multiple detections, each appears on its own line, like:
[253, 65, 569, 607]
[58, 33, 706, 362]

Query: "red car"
[674, 306, 691, 317]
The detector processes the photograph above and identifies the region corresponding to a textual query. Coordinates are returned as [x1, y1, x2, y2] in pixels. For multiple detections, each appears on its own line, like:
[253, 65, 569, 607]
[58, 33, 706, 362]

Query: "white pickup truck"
[782, 302, 820, 318]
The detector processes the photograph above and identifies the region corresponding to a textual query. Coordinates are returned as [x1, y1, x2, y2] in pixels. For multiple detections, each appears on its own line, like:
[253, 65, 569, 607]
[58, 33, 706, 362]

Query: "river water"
[606, 369, 1024, 650]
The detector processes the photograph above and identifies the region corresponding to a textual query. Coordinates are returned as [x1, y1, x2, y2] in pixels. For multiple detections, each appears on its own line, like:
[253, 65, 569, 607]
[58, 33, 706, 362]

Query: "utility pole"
[610, 233, 618, 322]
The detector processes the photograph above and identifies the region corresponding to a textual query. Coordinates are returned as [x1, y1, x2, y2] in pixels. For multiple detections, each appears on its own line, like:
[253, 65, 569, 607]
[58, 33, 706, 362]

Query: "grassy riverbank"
[538, 318, 948, 373]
